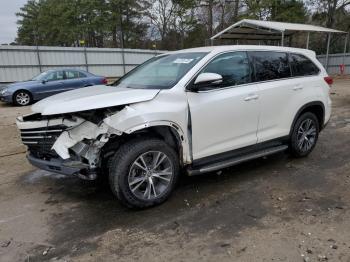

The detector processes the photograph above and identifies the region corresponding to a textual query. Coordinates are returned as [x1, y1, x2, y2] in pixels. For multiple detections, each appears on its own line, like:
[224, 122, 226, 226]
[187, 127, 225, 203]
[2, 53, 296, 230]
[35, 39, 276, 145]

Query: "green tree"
[14, 0, 349, 51]
[16, 0, 149, 48]
[16, 0, 42, 45]
[242, 0, 307, 22]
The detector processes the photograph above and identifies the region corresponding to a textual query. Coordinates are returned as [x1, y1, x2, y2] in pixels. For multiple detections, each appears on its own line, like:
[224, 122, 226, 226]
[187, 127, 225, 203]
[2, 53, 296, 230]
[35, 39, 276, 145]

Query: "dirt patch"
[1, 80, 350, 261]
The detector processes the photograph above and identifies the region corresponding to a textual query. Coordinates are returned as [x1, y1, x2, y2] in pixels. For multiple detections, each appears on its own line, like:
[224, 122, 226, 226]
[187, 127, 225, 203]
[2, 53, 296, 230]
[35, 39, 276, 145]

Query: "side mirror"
[41, 80, 47, 84]
[194, 73, 223, 87]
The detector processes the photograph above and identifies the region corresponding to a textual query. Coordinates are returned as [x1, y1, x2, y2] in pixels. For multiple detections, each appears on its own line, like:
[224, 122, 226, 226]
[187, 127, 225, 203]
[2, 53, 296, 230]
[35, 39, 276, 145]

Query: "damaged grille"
[20, 125, 67, 158]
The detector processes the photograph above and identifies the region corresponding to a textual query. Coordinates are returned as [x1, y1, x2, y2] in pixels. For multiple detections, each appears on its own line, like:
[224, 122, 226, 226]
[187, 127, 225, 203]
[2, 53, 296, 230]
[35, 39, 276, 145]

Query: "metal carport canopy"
[210, 19, 348, 71]
[211, 19, 346, 42]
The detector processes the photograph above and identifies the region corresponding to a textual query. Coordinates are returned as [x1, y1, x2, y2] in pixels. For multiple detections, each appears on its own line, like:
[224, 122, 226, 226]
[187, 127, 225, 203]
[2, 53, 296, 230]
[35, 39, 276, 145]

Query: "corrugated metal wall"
[317, 53, 350, 75]
[0, 45, 164, 83]
[1, 45, 348, 82]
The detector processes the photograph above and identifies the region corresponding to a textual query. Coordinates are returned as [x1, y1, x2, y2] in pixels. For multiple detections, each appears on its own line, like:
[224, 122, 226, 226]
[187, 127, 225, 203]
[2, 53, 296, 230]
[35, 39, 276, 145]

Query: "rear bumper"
[27, 153, 83, 176]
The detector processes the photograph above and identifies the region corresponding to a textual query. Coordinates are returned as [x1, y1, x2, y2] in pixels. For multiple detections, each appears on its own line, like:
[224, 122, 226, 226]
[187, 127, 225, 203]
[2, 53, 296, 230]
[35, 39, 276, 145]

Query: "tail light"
[324, 76, 333, 86]
[102, 78, 108, 85]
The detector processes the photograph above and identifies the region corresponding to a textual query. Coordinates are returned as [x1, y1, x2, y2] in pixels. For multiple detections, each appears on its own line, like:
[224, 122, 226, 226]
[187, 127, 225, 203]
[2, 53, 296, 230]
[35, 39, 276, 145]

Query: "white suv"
[16, 45, 332, 208]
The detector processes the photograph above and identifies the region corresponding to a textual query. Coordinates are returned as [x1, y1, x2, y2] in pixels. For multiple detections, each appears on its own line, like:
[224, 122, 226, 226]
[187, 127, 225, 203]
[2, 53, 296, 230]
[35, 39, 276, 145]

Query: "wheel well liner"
[101, 125, 184, 169]
[13, 89, 32, 99]
[290, 101, 325, 136]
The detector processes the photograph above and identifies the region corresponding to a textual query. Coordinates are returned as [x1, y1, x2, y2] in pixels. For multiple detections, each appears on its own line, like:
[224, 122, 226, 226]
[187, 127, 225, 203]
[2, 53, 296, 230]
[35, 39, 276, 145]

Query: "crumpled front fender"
[103, 104, 191, 163]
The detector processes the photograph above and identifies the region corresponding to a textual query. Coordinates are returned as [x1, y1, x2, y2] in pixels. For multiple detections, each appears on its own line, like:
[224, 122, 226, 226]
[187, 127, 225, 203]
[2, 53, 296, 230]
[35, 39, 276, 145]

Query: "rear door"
[252, 51, 320, 143]
[250, 51, 293, 142]
[63, 70, 85, 91]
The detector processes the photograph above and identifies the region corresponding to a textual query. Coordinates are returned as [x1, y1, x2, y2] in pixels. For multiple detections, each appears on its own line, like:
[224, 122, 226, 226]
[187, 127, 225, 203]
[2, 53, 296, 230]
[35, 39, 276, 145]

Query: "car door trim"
[190, 135, 289, 168]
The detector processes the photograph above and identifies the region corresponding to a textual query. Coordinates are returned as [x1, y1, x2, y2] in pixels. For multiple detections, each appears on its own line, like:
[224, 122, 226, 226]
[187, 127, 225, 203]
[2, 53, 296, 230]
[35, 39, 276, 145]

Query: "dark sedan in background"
[0, 69, 108, 106]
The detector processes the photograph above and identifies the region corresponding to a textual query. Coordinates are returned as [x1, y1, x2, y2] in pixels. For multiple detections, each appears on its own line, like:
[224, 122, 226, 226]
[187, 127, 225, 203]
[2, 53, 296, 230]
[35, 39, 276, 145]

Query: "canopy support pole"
[306, 32, 310, 49]
[325, 33, 331, 71]
[281, 31, 284, 46]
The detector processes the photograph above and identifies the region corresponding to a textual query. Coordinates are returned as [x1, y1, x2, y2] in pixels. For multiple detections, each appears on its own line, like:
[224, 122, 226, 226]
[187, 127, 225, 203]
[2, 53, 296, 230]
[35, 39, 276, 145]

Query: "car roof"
[44, 68, 91, 74]
[168, 45, 316, 58]
[60, 68, 90, 73]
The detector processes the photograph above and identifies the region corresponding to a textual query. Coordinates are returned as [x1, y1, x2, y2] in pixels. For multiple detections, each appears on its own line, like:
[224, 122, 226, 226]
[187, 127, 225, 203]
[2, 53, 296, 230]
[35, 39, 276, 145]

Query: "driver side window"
[202, 51, 252, 88]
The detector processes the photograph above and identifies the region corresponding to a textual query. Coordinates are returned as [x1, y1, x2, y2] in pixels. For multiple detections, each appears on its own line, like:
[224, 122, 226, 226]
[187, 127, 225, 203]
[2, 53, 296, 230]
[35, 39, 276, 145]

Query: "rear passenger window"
[202, 51, 252, 88]
[251, 51, 291, 81]
[66, 70, 80, 79]
[289, 53, 320, 76]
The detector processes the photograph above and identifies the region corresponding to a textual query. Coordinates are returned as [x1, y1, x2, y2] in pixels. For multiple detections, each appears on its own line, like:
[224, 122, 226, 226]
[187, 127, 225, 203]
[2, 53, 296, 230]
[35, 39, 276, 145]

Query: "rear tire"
[290, 112, 319, 157]
[108, 138, 179, 209]
[13, 90, 32, 106]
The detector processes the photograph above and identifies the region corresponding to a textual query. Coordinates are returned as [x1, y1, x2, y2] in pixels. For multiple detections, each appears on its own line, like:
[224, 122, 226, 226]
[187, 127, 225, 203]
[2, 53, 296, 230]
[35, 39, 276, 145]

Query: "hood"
[32, 85, 160, 115]
[7, 80, 41, 89]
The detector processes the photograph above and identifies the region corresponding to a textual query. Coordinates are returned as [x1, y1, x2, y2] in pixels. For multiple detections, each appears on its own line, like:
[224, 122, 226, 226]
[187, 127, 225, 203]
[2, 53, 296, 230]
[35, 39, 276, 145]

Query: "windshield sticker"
[173, 58, 194, 64]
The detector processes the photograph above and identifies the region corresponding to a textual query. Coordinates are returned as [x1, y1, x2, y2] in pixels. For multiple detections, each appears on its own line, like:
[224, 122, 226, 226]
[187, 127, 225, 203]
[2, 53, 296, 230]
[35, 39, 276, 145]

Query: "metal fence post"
[343, 32, 349, 65]
[36, 45, 42, 72]
[121, 48, 126, 75]
[84, 47, 89, 72]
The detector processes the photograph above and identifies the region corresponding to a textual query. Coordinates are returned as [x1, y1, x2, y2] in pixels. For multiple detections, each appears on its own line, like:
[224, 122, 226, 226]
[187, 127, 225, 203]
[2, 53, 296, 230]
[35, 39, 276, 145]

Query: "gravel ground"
[0, 79, 349, 262]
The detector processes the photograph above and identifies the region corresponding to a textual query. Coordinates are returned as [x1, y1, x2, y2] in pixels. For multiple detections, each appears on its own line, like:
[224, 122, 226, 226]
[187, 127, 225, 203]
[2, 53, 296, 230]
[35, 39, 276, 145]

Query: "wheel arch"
[13, 89, 33, 104]
[134, 125, 185, 164]
[289, 101, 325, 136]
[101, 121, 189, 169]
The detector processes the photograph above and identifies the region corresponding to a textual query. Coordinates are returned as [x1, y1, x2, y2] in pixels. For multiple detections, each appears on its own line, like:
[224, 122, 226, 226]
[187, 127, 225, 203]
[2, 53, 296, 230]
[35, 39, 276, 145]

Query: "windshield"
[113, 52, 208, 89]
[32, 71, 53, 81]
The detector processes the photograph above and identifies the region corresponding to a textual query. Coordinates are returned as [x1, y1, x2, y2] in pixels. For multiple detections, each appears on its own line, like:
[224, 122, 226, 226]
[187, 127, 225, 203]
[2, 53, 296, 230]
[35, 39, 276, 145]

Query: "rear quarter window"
[250, 51, 291, 82]
[289, 53, 320, 76]
[79, 72, 87, 78]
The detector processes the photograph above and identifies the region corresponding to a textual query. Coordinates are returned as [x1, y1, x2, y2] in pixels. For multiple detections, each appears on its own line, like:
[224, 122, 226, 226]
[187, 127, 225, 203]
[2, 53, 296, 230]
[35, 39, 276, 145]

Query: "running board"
[187, 145, 288, 176]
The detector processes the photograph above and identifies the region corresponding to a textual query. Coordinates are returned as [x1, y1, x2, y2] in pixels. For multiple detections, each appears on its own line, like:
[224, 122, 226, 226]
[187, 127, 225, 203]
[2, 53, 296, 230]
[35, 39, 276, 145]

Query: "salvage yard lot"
[0, 79, 350, 262]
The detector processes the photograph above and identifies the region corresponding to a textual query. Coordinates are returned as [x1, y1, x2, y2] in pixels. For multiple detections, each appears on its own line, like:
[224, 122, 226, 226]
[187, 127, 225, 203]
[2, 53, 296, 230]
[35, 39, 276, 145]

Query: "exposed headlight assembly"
[0, 88, 9, 95]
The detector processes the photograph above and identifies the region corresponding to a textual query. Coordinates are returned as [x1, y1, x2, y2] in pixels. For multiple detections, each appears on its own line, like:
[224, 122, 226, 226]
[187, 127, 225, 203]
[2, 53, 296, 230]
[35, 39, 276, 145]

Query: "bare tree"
[146, 0, 177, 44]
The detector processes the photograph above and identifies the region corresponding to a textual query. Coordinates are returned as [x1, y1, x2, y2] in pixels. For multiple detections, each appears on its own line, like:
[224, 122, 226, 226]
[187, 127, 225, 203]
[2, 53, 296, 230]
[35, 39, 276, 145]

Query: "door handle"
[244, 94, 259, 101]
[293, 85, 303, 91]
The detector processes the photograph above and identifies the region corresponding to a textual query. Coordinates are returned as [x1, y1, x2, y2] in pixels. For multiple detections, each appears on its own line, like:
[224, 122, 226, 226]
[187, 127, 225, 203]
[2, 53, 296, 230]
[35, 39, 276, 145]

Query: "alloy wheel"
[297, 118, 317, 153]
[15, 92, 30, 106]
[128, 151, 174, 201]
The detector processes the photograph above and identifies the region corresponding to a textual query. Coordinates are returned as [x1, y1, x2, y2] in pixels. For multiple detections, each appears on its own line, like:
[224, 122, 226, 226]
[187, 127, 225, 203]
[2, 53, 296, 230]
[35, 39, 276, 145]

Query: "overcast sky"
[0, 0, 28, 44]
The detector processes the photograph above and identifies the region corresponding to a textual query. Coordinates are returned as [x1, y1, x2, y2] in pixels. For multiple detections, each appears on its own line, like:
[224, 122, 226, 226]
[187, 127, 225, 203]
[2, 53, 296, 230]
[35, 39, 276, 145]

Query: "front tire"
[108, 138, 179, 209]
[290, 112, 319, 157]
[13, 90, 32, 106]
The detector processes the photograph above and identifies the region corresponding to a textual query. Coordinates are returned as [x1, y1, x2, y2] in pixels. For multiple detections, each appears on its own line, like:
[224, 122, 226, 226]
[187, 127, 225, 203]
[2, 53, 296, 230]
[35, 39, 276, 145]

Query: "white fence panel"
[0, 45, 164, 83]
[317, 53, 350, 75]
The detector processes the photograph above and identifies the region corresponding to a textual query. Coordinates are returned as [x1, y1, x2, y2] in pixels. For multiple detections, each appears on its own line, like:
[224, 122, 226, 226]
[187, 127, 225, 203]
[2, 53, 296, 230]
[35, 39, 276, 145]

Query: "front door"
[186, 51, 260, 160]
[36, 70, 65, 99]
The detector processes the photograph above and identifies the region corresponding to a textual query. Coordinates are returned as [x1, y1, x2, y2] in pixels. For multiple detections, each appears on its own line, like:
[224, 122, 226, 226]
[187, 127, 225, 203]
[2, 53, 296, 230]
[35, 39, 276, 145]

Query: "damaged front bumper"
[16, 112, 119, 180]
[27, 153, 88, 177]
